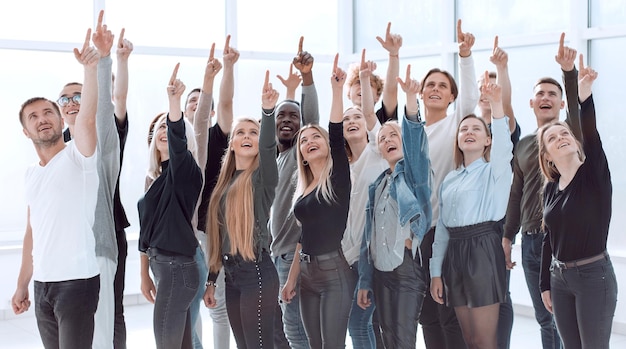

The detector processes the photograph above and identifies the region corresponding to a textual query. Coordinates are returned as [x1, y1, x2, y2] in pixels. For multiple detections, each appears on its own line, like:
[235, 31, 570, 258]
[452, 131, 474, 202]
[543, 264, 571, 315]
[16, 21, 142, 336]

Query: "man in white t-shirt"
[12, 31, 101, 349]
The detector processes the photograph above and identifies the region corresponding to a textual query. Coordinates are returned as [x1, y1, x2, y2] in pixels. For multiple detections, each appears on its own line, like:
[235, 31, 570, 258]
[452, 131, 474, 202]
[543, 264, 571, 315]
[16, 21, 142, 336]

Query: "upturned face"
[542, 124, 579, 162]
[342, 107, 367, 143]
[421, 72, 456, 111]
[275, 102, 301, 146]
[457, 117, 491, 155]
[377, 124, 403, 166]
[298, 127, 329, 164]
[530, 83, 564, 125]
[58, 84, 82, 126]
[231, 120, 260, 159]
[22, 99, 64, 146]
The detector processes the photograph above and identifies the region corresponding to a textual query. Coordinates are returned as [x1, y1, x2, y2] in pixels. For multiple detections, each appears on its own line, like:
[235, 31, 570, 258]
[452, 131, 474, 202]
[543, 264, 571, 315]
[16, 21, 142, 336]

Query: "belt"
[523, 227, 544, 235]
[552, 251, 609, 270]
[299, 249, 342, 263]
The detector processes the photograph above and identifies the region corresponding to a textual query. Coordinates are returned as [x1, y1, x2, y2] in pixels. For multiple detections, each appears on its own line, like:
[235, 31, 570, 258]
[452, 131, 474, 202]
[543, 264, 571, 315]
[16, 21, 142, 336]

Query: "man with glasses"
[12, 29, 101, 348]
[57, 11, 133, 349]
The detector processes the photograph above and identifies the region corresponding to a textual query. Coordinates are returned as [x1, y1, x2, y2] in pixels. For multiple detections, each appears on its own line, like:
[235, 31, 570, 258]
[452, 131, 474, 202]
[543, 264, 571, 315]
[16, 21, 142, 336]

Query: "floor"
[2, 302, 625, 348]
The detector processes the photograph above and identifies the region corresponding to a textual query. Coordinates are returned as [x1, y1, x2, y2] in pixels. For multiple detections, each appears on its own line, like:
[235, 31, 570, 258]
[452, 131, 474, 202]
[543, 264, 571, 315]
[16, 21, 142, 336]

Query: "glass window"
[106, 0, 225, 49]
[353, 0, 443, 53]
[591, 0, 626, 27]
[457, 0, 569, 38]
[590, 37, 626, 253]
[236, 0, 338, 54]
[0, 1, 92, 42]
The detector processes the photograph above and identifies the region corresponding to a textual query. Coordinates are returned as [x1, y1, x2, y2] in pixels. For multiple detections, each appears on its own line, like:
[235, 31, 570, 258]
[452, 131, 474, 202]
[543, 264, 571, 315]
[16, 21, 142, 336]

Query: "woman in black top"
[203, 71, 280, 349]
[137, 64, 203, 349]
[281, 55, 355, 349]
[538, 56, 617, 349]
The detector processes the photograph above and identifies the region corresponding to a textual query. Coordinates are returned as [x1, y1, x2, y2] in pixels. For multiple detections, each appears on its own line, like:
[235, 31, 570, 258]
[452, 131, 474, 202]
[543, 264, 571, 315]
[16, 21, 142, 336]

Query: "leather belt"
[552, 251, 609, 270]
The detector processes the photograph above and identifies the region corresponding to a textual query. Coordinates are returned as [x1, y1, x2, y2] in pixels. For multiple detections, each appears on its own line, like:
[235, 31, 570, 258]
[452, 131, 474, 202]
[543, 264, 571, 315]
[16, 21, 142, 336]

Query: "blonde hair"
[537, 121, 585, 182]
[343, 105, 367, 162]
[453, 114, 491, 169]
[294, 124, 336, 206]
[207, 117, 260, 272]
[376, 120, 402, 164]
[147, 114, 198, 181]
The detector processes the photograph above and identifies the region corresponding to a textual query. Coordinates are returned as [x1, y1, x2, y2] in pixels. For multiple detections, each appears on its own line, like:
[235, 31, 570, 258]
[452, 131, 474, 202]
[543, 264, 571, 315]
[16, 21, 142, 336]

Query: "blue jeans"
[274, 252, 310, 349]
[190, 246, 209, 349]
[148, 248, 199, 349]
[551, 255, 617, 349]
[521, 233, 562, 349]
[34, 275, 100, 349]
[224, 250, 279, 349]
[348, 262, 376, 349]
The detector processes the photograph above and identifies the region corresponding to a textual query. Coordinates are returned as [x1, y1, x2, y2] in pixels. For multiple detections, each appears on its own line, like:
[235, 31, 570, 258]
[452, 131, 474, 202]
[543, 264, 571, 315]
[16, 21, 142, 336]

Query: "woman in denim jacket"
[356, 65, 432, 348]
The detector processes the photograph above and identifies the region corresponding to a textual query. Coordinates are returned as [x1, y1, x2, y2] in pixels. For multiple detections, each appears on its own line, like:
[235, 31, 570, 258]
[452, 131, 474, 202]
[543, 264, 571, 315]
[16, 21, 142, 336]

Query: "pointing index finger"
[118, 28, 125, 48]
[405, 64, 411, 83]
[493, 35, 499, 52]
[386, 22, 391, 37]
[96, 10, 104, 30]
[333, 53, 339, 73]
[209, 43, 215, 61]
[298, 36, 304, 54]
[264, 70, 270, 89]
[170, 63, 180, 85]
[224, 35, 231, 53]
[457, 19, 463, 40]
[579, 54, 584, 71]
[484, 70, 489, 86]
[361, 49, 366, 67]
[82, 28, 91, 53]
[558, 32, 565, 55]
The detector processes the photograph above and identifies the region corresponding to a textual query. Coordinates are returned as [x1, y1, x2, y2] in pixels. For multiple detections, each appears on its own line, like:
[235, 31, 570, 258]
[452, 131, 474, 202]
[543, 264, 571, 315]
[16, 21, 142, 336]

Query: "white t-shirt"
[25, 142, 100, 282]
[342, 122, 389, 265]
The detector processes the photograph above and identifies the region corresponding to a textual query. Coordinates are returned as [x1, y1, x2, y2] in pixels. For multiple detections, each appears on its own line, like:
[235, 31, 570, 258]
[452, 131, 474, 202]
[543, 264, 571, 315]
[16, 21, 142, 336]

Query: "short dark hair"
[534, 77, 563, 96]
[420, 68, 459, 102]
[185, 88, 202, 108]
[19, 97, 61, 126]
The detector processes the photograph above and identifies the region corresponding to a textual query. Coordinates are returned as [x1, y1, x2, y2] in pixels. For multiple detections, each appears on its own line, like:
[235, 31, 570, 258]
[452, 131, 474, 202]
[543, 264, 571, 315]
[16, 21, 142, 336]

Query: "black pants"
[113, 228, 127, 349]
[374, 248, 427, 349]
[418, 228, 467, 349]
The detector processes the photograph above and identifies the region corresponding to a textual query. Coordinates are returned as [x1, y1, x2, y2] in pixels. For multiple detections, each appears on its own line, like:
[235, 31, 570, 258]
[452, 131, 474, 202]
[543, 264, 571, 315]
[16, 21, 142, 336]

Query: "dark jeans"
[374, 248, 427, 349]
[418, 228, 467, 349]
[148, 248, 198, 349]
[521, 233, 562, 349]
[551, 255, 617, 349]
[274, 252, 309, 349]
[113, 229, 127, 349]
[223, 250, 279, 349]
[348, 261, 377, 349]
[300, 250, 356, 349]
[34, 275, 100, 349]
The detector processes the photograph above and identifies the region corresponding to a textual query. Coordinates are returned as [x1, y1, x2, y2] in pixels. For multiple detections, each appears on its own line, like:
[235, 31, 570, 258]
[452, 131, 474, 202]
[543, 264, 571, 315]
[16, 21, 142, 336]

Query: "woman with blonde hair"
[281, 55, 355, 349]
[203, 71, 280, 349]
[137, 64, 203, 349]
[538, 56, 617, 349]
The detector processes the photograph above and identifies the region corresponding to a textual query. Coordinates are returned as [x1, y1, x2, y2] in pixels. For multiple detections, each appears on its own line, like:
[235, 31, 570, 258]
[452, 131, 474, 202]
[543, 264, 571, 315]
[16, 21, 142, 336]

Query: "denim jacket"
[358, 112, 432, 291]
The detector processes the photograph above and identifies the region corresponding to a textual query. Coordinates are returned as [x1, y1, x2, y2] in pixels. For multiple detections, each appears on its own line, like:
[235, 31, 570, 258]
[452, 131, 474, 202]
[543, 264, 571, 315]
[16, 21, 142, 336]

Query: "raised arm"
[490, 36, 517, 133]
[73, 29, 100, 157]
[260, 70, 279, 187]
[293, 37, 319, 125]
[167, 63, 185, 123]
[376, 22, 401, 117]
[330, 54, 346, 124]
[358, 49, 377, 131]
[194, 43, 222, 171]
[92, 10, 117, 151]
[480, 70, 512, 177]
[455, 19, 478, 122]
[217, 35, 239, 134]
[12, 208, 34, 315]
[114, 28, 133, 121]
[556, 33, 582, 141]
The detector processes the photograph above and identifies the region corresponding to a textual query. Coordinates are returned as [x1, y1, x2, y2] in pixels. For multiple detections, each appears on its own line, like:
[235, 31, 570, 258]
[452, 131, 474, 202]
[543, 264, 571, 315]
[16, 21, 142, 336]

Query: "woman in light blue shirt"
[430, 72, 512, 349]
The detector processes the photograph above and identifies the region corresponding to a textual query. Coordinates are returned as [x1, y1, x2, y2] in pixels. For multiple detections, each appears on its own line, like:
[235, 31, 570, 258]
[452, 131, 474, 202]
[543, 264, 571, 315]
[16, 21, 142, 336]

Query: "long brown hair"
[207, 118, 260, 273]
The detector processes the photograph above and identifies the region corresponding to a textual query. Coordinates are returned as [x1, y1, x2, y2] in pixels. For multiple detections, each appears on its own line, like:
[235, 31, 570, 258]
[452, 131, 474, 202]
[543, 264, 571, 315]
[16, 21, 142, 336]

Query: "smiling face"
[457, 117, 491, 153]
[541, 124, 580, 162]
[21, 99, 64, 147]
[231, 120, 260, 159]
[298, 126, 329, 165]
[275, 102, 301, 147]
[58, 84, 82, 126]
[377, 122, 403, 167]
[342, 107, 367, 144]
[153, 116, 169, 158]
[421, 72, 457, 112]
[530, 82, 565, 126]
[185, 90, 200, 121]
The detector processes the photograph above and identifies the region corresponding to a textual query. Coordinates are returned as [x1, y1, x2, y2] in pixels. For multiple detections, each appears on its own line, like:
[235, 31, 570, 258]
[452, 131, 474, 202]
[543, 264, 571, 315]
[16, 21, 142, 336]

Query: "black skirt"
[442, 221, 506, 308]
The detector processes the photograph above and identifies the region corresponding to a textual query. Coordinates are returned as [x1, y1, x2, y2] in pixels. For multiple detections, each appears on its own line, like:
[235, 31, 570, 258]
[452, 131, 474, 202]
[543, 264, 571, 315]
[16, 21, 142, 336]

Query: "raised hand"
[92, 10, 114, 57]
[578, 54, 597, 102]
[277, 63, 302, 96]
[262, 70, 280, 110]
[293, 36, 314, 74]
[204, 43, 223, 81]
[331, 54, 346, 89]
[555, 32, 577, 72]
[223, 35, 240, 67]
[74, 29, 100, 67]
[116, 28, 134, 61]
[167, 63, 185, 99]
[480, 70, 502, 103]
[376, 22, 403, 56]
[489, 36, 508, 69]
[396, 64, 420, 95]
[359, 49, 376, 80]
[457, 19, 475, 57]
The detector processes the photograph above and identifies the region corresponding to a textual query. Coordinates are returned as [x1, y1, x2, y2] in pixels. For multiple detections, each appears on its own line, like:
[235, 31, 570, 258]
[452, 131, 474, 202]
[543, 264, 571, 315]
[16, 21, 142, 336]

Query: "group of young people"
[12, 9, 617, 349]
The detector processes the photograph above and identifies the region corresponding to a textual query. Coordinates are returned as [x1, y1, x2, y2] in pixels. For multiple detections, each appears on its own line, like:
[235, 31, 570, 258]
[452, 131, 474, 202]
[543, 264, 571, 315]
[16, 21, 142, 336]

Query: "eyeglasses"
[57, 94, 81, 107]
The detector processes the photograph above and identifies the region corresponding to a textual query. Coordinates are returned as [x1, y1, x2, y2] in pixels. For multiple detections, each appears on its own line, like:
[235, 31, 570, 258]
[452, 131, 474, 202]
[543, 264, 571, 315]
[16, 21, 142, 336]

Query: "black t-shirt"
[196, 123, 229, 232]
